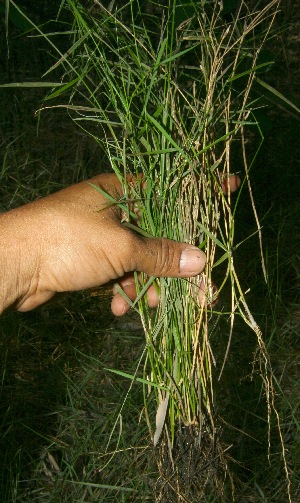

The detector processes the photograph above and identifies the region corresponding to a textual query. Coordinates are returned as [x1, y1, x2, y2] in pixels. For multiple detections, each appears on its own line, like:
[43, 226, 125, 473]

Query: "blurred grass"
[0, 0, 299, 502]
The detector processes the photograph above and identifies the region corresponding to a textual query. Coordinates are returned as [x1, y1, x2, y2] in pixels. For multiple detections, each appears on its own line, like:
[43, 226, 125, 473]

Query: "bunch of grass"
[5, 0, 291, 500]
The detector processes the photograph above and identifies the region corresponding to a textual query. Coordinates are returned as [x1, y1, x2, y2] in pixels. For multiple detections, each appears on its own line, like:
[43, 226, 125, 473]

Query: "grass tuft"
[2, 0, 299, 501]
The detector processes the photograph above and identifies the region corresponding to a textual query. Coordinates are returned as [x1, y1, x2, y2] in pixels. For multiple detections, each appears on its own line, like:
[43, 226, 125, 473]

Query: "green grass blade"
[146, 113, 189, 161]
[256, 76, 300, 115]
[0, 82, 65, 88]
[197, 223, 227, 251]
[227, 61, 274, 82]
[104, 368, 169, 392]
[66, 481, 134, 491]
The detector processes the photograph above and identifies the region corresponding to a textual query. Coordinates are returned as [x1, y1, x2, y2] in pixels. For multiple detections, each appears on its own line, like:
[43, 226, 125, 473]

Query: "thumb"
[128, 235, 206, 278]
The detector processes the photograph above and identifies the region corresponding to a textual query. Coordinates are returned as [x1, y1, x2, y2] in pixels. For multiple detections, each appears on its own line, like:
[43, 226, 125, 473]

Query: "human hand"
[0, 173, 208, 315]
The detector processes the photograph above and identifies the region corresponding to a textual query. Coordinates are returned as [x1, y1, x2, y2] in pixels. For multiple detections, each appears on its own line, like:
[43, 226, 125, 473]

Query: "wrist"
[0, 209, 34, 315]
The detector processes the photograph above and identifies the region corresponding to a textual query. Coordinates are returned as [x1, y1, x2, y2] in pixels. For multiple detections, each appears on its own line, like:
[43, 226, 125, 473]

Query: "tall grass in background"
[2, 0, 294, 501]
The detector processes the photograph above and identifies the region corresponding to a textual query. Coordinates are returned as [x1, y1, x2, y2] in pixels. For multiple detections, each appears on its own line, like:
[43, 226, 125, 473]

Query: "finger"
[111, 282, 136, 316]
[111, 276, 159, 316]
[198, 278, 219, 308]
[221, 174, 241, 195]
[125, 233, 206, 279]
[146, 284, 160, 308]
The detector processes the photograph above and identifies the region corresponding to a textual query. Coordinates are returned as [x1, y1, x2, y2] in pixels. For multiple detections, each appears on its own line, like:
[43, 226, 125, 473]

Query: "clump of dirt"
[152, 422, 233, 503]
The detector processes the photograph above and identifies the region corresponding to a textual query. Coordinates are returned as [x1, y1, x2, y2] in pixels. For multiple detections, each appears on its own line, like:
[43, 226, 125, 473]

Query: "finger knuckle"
[153, 238, 176, 276]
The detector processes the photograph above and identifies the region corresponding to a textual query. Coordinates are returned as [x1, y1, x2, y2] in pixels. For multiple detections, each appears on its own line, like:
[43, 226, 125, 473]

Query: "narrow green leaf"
[161, 44, 200, 65]
[42, 32, 90, 77]
[123, 222, 154, 239]
[146, 113, 189, 161]
[5, 0, 9, 41]
[2, 0, 32, 32]
[195, 129, 236, 157]
[198, 237, 207, 249]
[133, 276, 156, 306]
[66, 481, 134, 492]
[88, 183, 137, 221]
[113, 283, 136, 310]
[130, 148, 178, 156]
[213, 251, 230, 268]
[155, 37, 168, 68]
[227, 61, 274, 82]
[0, 82, 65, 88]
[104, 368, 169, 391]
[43, 76, 81, 100]
[256, 76, 300, 114]
[197, 223, 227, 251]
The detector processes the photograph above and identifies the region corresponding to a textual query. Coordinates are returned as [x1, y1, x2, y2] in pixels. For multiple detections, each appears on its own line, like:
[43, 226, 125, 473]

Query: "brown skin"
[0, 174, 204, 316]
[0, 173, 240, 317]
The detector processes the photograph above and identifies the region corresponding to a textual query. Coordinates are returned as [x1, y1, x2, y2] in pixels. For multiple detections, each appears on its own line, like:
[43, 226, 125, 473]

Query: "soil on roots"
[152, 422, 233, 503]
